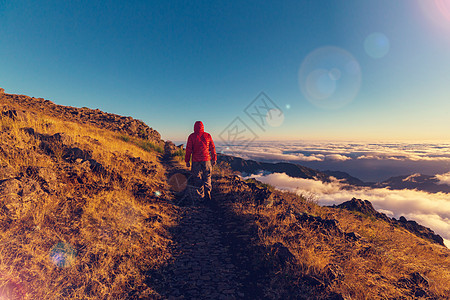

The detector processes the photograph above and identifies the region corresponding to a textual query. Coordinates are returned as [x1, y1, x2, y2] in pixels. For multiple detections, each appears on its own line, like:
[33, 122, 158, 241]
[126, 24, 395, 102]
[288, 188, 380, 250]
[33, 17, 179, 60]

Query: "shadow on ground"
[144, 158, 272, 299]
[146, 158, 340, 299]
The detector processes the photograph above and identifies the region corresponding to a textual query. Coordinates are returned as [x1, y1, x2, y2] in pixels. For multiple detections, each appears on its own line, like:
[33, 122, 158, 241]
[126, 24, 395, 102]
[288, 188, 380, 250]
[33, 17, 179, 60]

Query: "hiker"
[185, 121, 217, 202]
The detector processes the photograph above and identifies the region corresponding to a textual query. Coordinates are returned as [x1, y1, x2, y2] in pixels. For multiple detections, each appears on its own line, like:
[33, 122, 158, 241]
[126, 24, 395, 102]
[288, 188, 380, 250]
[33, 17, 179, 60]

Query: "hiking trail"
[147, 155, 270, 299]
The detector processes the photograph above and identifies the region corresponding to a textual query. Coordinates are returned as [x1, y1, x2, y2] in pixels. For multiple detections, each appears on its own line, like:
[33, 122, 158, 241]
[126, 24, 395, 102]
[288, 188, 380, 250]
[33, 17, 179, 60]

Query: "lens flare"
[305, 69, 336, 100]
[49, 242, 76, 268]
[0, 280, 26, 299]
[266, 108, 284, 127]
[364, 33, 390, 59]
[168, 173, 188, 192]
[299, 46, 362, 109]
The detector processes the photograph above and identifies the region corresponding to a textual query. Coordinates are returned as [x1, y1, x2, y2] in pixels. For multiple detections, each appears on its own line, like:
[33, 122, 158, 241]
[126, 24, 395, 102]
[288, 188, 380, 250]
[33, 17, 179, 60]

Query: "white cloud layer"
[246, 172, 450, 248]
[217, 141, 450, 163]
[435, 172, 450, 185]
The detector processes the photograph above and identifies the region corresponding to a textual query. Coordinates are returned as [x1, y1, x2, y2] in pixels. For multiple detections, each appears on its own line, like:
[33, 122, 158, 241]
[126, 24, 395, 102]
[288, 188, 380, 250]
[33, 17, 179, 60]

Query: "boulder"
[164, 141, 178, 156]
[293, 212, 343, 235]
[25, 166, 58, 192]
[63, 147, 92, 163]
[398, 272, 430, 297]
[345, 232, 362, 241]
[270, 242, 296, 267]
[335, 198, 391, 222]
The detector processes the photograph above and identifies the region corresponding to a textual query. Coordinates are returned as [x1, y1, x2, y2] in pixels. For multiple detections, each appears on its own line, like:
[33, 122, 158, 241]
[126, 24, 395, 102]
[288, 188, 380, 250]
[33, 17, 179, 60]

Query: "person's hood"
[194, 121, 204, 133]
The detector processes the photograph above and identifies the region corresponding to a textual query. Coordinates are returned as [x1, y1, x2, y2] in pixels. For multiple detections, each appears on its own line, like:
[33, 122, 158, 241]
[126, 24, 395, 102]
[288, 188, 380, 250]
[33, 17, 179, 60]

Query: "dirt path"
[148, 156, 269, 299]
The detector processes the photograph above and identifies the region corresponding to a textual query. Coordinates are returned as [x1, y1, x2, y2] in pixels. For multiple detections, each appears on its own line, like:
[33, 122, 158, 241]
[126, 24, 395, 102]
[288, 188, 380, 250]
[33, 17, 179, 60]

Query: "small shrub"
[116, 134, 164, 154]
[172, 149, 185, 158]
[171, 149, 186, 162]
[119, 135, 130, 142]
[137, 140, 164, 154]
[298, 191, 319, 205]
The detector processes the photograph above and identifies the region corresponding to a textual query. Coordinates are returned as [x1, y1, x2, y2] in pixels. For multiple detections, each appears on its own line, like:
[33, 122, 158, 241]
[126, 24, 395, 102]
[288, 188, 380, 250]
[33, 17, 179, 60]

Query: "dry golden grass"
[0, 99, 179, 299]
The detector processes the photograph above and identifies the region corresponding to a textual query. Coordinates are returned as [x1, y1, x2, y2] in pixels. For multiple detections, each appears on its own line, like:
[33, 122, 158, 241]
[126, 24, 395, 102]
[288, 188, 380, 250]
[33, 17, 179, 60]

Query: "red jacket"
[185, 121, 217, 163]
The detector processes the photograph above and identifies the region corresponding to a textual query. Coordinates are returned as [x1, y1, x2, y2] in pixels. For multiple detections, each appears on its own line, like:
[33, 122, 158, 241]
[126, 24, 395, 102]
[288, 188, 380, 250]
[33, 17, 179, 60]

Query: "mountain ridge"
[0, 88, 161, 144]
[218, 153, 450, 193]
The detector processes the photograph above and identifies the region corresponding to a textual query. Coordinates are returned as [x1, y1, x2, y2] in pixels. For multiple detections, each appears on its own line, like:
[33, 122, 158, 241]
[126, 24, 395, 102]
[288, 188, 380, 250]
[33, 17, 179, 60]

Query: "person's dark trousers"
[191, 161, 212, 201]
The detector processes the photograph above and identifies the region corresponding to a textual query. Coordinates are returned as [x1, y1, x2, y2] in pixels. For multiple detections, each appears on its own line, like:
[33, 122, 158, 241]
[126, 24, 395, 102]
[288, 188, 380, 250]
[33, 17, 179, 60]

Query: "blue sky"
[1, 0, 449, 142]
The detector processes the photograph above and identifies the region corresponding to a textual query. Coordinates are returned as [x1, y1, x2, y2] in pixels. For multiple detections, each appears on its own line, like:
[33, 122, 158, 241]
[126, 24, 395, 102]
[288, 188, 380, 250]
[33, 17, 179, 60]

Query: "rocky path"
[154, 204, 244, 299]
[149, 157, 268, 299]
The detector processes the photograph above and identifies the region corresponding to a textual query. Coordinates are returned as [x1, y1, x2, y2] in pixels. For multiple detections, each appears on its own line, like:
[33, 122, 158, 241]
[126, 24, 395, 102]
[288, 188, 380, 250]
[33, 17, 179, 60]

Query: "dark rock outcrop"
[23, 129, 107, 176]
[218, 154, 329, 181]
[398, 272, 431, 298]
[164, 141, 183, 157]
[292, 211, 344, 235]
[335, 198, 445, 246]
[396, 216, 444, 246]
[335, 198, 391, 223]
[1, 106, 28, 122]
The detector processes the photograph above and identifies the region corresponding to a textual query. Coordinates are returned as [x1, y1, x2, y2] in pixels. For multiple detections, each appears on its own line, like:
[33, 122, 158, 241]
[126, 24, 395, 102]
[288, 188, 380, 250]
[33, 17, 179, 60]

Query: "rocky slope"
[0, 87, 161, 143]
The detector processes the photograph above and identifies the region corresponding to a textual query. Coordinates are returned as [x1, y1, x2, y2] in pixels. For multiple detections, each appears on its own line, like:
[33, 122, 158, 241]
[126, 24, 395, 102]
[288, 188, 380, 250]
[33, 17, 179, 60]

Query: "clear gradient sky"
[1, 0, 449, 142]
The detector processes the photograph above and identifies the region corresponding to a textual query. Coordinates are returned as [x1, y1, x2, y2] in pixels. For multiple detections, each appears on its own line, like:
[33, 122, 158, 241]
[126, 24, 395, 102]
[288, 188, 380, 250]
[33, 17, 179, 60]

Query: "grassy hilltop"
[0, 88, 449, 299]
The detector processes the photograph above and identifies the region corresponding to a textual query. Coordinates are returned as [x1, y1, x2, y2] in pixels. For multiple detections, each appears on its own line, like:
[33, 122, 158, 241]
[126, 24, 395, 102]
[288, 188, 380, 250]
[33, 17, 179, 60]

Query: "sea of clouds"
[215, 141, 450, 247]
[217, 141, 450, 182]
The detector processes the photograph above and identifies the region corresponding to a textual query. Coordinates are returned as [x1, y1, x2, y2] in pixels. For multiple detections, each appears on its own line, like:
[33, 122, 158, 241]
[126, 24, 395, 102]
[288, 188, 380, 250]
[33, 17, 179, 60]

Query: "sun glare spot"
[364, 33, 390, 59]
[420, 0, 450, 29]
[435, 0, 450, 21]
[298, 46, 362, 109]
